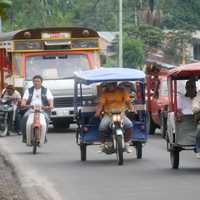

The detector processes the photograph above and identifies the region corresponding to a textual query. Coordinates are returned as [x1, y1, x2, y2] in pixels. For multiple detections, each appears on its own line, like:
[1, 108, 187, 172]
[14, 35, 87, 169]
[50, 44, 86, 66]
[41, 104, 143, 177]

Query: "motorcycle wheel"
[116, 135, 124, 165]
[0, 113, 8, 137]
[32, 128, 39, 155]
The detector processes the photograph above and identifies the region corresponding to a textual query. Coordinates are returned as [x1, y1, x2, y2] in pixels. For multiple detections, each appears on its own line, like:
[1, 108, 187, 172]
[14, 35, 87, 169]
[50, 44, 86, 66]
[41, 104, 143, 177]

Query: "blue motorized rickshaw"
[74, 68, 148, 165]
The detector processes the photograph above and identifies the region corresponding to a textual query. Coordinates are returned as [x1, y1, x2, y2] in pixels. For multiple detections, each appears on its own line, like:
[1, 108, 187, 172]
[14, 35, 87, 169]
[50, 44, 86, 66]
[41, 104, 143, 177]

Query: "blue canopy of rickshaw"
[74, 67, 145, 85]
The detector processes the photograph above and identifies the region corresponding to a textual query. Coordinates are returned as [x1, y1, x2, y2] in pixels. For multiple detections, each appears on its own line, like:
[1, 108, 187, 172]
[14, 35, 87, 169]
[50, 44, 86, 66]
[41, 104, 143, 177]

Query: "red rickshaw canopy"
[168, 62, 200, 79]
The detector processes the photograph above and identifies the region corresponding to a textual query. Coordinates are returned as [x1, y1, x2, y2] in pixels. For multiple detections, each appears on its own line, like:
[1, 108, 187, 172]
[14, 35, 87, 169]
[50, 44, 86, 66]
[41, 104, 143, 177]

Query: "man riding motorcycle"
[21, 75, 54, 143]
[95, 82, 134, 153]
[1, 84, 21, 134]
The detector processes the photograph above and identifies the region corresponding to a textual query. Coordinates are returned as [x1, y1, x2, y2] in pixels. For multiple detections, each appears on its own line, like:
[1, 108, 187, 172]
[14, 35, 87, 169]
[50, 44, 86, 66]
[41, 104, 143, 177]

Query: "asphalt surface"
[1, 127, 200, 200]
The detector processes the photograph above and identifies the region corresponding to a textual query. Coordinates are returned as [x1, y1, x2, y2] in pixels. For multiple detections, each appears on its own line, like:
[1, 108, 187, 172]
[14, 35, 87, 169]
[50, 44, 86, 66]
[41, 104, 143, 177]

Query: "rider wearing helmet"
[95, 81, 134, 153]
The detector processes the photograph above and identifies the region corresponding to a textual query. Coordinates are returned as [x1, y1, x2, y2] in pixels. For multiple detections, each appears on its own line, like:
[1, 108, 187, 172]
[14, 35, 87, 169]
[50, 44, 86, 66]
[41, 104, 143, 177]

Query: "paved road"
[1, 128, 200, 200]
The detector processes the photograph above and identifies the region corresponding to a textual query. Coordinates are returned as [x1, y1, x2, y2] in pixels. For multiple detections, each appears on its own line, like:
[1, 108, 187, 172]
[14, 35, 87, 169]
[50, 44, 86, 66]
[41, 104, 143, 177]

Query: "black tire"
[52, 119, 70, 129]
[32, 128, 39, 155]
[0, 113, 8, 137]
[80, 143, 87, 161]
[116, 135, 124, 165]
[136, 142, 142, 159]
[160, 113, 167, 139]
[76, 128, 80, 144]
[170, 149, 180, 169]
[146, 112, 156, 135]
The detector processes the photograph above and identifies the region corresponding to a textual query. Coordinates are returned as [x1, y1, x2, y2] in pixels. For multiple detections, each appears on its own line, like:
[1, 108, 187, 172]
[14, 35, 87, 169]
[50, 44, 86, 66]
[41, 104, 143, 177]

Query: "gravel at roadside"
[0, 154, 28, 200]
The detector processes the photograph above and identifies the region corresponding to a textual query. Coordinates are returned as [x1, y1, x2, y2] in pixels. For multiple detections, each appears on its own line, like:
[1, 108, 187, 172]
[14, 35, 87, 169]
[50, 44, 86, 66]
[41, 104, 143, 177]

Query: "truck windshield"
[25, 54, 90, 80]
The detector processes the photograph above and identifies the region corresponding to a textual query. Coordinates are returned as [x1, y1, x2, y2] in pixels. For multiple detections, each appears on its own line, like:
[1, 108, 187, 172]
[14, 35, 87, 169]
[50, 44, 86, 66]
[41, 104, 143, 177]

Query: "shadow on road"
[48, 127, 76, 134]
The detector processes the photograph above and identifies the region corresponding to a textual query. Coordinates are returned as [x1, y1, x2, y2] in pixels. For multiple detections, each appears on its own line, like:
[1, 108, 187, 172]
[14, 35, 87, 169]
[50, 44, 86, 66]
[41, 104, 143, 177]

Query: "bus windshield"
[25, 54, 90, 80]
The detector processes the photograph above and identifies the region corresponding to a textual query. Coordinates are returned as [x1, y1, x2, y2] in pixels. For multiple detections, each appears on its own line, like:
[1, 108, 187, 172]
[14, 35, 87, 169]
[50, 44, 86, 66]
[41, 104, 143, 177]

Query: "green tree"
[0, 0, 12, 31]
[124, 24, 164, 56]
[163, 30, 192, 64]
[123, 34, 144, 68]
[160, 0, 200, 30]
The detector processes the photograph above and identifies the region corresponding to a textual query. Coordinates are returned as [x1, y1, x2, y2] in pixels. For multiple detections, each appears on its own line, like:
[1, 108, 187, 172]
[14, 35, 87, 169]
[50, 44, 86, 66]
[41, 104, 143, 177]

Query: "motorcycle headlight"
[112, 114, 122, 122]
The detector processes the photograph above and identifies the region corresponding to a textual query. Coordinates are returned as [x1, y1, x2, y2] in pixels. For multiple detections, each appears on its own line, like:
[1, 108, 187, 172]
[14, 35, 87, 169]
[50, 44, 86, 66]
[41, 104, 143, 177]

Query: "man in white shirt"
[192, 83, 200, 158]
[21, 75, 54, 142]
[177, 79, 196, 117]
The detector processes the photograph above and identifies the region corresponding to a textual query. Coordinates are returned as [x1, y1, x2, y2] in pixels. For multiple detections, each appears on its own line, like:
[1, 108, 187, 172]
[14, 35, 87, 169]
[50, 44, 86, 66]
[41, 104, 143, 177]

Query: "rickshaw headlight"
[112, 114, 122, 122]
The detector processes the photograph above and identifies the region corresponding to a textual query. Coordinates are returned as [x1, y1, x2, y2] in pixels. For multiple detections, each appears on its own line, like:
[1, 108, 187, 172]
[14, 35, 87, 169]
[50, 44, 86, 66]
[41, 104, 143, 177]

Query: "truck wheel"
[52, 119, 70, 129]
[146, 112, 156, 135]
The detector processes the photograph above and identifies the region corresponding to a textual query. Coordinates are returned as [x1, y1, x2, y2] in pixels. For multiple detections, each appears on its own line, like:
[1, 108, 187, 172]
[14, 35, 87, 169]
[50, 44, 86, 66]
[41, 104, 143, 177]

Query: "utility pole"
[119, 0, 123, 67]
[0, 16, 2, 32]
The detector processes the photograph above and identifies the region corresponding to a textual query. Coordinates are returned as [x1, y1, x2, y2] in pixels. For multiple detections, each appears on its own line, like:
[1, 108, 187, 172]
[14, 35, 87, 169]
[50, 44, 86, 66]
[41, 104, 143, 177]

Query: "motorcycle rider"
[1, 84, 21, 134]
[95, 82, 134, 153]
[21, 75, 54, 143]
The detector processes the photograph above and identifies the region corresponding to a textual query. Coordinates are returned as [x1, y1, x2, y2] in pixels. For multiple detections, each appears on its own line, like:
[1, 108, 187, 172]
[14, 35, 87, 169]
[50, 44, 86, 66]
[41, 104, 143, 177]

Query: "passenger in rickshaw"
[118, 81, 136, 103]
[192, 81, 200, 158]
[177, 79, 197, 120]
[95, 82, 134, 153]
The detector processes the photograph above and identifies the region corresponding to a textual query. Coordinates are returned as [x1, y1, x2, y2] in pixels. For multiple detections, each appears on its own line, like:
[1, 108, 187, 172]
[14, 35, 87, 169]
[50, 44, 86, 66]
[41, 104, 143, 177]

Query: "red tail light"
[140, 125, 145, 131]
[83, 126, 89, 132]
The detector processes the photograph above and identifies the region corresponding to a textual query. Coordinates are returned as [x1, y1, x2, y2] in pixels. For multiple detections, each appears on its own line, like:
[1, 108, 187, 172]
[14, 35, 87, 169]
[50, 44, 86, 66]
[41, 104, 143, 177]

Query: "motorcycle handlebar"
[20, 105, 52, 110]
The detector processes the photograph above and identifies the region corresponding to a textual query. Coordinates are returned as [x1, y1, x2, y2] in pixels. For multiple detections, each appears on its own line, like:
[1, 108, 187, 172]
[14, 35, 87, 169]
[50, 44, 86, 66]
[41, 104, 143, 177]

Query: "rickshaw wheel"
[80, 143, 87, 161]
[136, 142, 142, 159]
[170, 149, 179, 169]
[146, 112, 156, 135]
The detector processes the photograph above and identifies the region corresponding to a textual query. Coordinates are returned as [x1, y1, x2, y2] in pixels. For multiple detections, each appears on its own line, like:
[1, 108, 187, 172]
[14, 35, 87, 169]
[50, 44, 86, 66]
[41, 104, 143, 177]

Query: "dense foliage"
[1, 0, 200, 67]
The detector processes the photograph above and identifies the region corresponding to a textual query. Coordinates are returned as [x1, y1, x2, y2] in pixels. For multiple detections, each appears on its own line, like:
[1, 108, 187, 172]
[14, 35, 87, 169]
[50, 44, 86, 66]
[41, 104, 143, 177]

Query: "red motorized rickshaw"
[145, 61, 174, 137]
[166, 62, 200, 169]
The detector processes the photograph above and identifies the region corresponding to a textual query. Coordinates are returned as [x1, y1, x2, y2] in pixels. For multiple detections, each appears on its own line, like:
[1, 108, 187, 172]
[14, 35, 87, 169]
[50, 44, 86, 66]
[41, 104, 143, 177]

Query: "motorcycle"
[0, 98, 16, 137]
[25, 105, 48, 154]
[101, 109, 125, 165]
